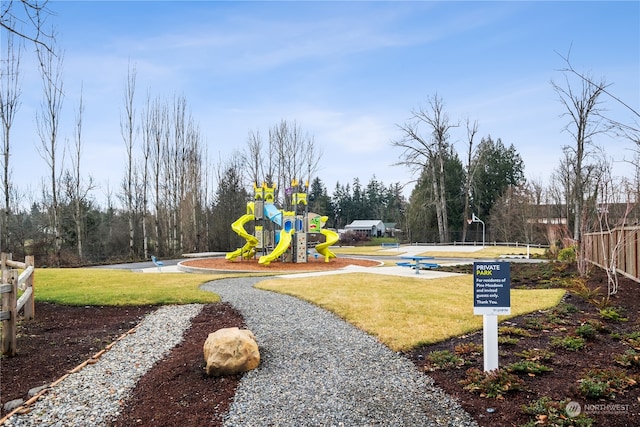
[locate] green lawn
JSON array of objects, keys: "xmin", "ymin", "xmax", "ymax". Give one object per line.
[
  {"xmin": 331, "ymin": 245, "xmax": 546, "ymax": 259},
  {"xmin": 31, "ymin": 266, "xmax": 564, "ymax": 353},
  {"xmin": 33, "ymin": 268, "xmax": 225, "ymax": 306},
  {"xmin": 257, "ymin": 273, "xmax": 565, "ymax": 351}
]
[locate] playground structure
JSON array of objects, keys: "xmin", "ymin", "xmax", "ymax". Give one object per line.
[{"xmin": 226, "ymin": 181, "xmax": 339, "ymax": 266}]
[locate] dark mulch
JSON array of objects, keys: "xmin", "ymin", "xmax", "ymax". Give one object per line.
[
  {"xmin": 406, "ymin": 263, "xmax": 640, "ymax": 427},
  {"xmin": 2, "ymin": 262, "xmax": 639, "ymax": 426}
]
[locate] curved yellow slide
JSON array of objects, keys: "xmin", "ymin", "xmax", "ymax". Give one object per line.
[
  {"xmin": 316, "ymin": 229, "xmax": 339, "ymax": 262},
  {"xmin": 258, "ymin": 229, "xmax": 292, "ymax": 266},
  {"xmin": 226, "ymin": 214, "xmax": 258, "ymax": 260}
]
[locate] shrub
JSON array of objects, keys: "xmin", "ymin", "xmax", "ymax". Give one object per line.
[
  {"xmin": 550, "ymin": 335, "xmax": 586, "ymax": 351},
  {"xmin": 524, "ymin": 317, "xmax": 547, "ymax": 330},
  {"xmin": 425, "ymin": 350, "xmax": 465, "ymax": 371},
  {"xmin": 557, "ymin": 246, "xmax": 576, "ymax": 262},
  {"xmin": 499, "ymin": 326, "xmax": 535, "ymax": 337},
  {"xmin": 614, "ymin": 349, "xmax": 640, "ymax": 368},
  {"xmin": 507, "ymin": 360, "xmax": 553, "ymax": 375},
  {"xmin": 577, "ymin": 368, "xmax": 638, "ymax": 399},
  {"xmin": 521, "ymin": 397, "xmax": 594, "ymax": 427},
  {"xmin": 459, "ymin": 367, "xmax": 524, "ymax": 399},
  {"xmin": 553, "ymin": 302, "xmax": 578, "ymax": 317},
  {"xmin": 454, "ymin": 342, "xmax": 482, "ymax": 356},
  {"xmin": 515, "ymin": 348, "xmax": 555, "ymax": 362},
  {"xmin": 498, "ymin": 336, "xmax": 519, "ymax": 345},
  {"xmin": 599, "ymin": 306, "xmax": 628, "ymax": 322},
  {"xmin": 575, "ymin": 323, "xmax": 598, "ymax": 340}
]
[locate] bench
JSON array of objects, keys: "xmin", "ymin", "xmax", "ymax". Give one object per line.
[
  {"xmin": 151, "ymin": 255, "xmax": 164, "ymax": 271},
  {"xmin": 381, "ymin": 242, "xmax": 400, "ymax": 249},
  {"xmin": 398, "ymin": 256, "xmax": 439, "ymax": 274}
]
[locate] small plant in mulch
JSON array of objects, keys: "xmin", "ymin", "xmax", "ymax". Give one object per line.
[
  {"xmin": 570, "ymin": 278, "xmax": 603, "ymax": 303},
  {"xmin": 577, "ymin": 367, "xmax": 638, "ymax": 399},
  {"xmin": 614, "ymin": 349, "xmax": 640, "ymax": 368},
  {"xmin": 553, "ymin": 302, "xmax": 579, "ymax": 317},
  {"xmin": 507, "ymin": 360, "xmax": 553, "ymax": 376},
  {"xmin": 424, "ymin": 350, "xmax": 466, "ymax": 371},
  {"xmin": 611, "ymin": 330, "xmax": 640, "ymax": 349},
  {"xmin": 521, "ymin": 397, "xmax": 595, "ymax": 427},
  {"xmin": 515, "ymin": 348, "xmax": 555, "ymax": 362},
  {"xmin": 499, "ymin": 325, "xmax": 535, "ymax": 337},
  {"xmin": 599, "ymin": 306, "xmax": 629, "ymax": 322},
  {"xmin": 550, "ymin": 335, "xmax": 586, "ymax": 351},
  {"xmin": 575, "ymin": 323, "xmax": 599, "ymax": 340},
  {"xmin": 459, "ymin": 367, "xmax": 524, "ymax": 399},
  {"xmin": 523, "ymin": 317, "xmax": 547, "ymax": 330},
  {"xmin": 498, "ymin": 336, "xmax": 520, "ymax": 345},
  {"xmin": 454, "ymin": 342, "xmax": 482, "ymax": 356}
]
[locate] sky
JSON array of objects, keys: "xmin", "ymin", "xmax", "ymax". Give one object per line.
[{"xmin": 6, "ymin": 0, "xmax": 640, "ymax": 208}]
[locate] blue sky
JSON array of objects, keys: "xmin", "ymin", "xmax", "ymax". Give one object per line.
[{"xmin": 9, "ymin": 1, "xmax": 640, "ymax": 206}]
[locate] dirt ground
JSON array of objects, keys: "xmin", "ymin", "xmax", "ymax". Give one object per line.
[{"xmin": 1, "ymin": 259, "xmax": 639, "ymax": 426}]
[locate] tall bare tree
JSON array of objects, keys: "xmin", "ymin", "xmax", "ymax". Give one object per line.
[
  {"xmin": 35, "ymin": 33, "xmax": 63, "ymax": 261},
  {"xmin": 552, "ymin": 71, "xmax": 608, "ymax": 242},
  {"xmin": 1, "ymin": 0, "xmax": 52, "ymax": 51},
  {"xmin": 393, "ymin": 94, "xmax": 457, "ymax": 243},
  {"xmin": 70, "ymin": 84, "xmax": 94, "ymax": 259},
  {"xmin": 0, "ymin": 21, "xmax": 22, "ymax": 252},
  {"xmin": 121, "ymin": 62, "xmax": 137, "ymax": 259},
  {"xmin": 461, "ymin": 117, "xmax": 479, "ymax": 242}
]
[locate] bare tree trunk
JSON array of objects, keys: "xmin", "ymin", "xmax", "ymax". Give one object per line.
[
  {"xmin": 462, "ymin": 119, "xmax": 478, "ymax": 242},
  {"xmin": 73, "ymin": 85, "xmax": 85, "ymax": 259},
  {"xmin": 552, "ymin": 72, "xmax": 608, "ymax": 243},
  {"xmin": 0, "ymin": 24, "xmax": 21, "ymax": 252},
  {"xmin": 35, "ymin": 35, "xmax": 64, "ymax": 263},
  {"xmin": 121, "ymin": 62, "xmax": 137, "ymax": 260}
]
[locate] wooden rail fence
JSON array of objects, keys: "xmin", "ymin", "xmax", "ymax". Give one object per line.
[
  {"xmin": 1, "ymin": 253, "xmax": 35, "ymax": 356},
  {"xmin": 583, "ymin": 225, "xmax": 640, "ymax": 283}
]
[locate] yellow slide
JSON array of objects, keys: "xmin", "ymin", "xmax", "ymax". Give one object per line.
[
  {"xmin": 226, "ymin": 214, "xmax": 258, "ymax": 260},
  {"xmin": 258, "ymin": 229, "xmax": 292, "ymax": 266},
  {"xmin": 316, "ymin": 229, "xmax": 339, "ymax": 262}
]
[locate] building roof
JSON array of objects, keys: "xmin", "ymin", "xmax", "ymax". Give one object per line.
[{"xmin": 345, "ymin": 220, "xmax": 385, "ymax": 229}]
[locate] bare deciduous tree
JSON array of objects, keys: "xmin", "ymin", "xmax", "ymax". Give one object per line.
[
  {"xmin": 35, "ymin": 33, "xmax": 64, "ymax": 261},
  {"xmin": 121, "ymin": 62, "xmax": 137, "ymax": 259},
  {"xmin": 393, "ymin": 94, "xmax": 458, "ymax": 243},
  {"xmin": 0, "ymin": 20, "xmax": 22, "ymax": 252},
  {"xmin": 71, "ymin": 84, "xmax": 94, "ymax": 259},
  {"xmin": 1, "ymin": 0, "xmax": 52, "ymax": 51},
  {"xmin": 552, "ymin": 71, "xmax": 608, "ymax": 243},
  {"xmin": 462, "ymin": 117, "xmax": 479, "ymax": 242}
]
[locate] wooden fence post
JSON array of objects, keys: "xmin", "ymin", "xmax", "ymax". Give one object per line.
[
  {"xmin": 23, "ymin": 255, "xmax": 35, "ymax": 320},
  {"xmin": 1, "ymin": 267, "xmax": 18, "ymax": 356}
]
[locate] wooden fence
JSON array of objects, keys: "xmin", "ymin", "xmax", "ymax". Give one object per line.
[
  {"xmin": 583, "ymin": 225, "xmax": 640, "ymax": 283},
  {"xmin": 1, "ymin": 253, "xmax": 35, "ymax": 356}
]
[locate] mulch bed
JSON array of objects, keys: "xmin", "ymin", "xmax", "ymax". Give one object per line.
[
  {"xmin": 2, "ymin": 261, "xmax": 639, "ymax": 426},
  {"xmin": 180, "ymin": 255, "xmax": 380, "ymax": 271}
]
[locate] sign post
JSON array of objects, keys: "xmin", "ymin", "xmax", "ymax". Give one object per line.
[{"xmin": 473, "ymin": 261, "xmax": 511, "ymax": 371}]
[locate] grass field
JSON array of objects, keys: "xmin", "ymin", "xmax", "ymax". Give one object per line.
[
  {"xmin": 29, "ymin": 263, "xmax": 563, "ymax": 352},
  {"xmin": 33, "ymin": 269, "xmax": 227, "ymax": 306},
  {"xmin": 257, "ymin": 272, "xmax": 564, "ymax": 351},
  {"xmin": 331, "ymin": 245, "xmax": 546, "ymax": 259}
]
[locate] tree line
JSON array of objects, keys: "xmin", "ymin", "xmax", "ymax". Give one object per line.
[{"xmin": 1, "ymin": 3, "xmax": 638, "ymax": 266}]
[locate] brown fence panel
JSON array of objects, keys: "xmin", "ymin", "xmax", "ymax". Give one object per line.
[{"xmin": 584, "ymin": 226, "xmax": 640, "ymax": 283}]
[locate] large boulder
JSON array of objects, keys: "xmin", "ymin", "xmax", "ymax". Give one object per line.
[{"xmin": 203, "ymin": 327, "xmax": 260, "ymax": 376}]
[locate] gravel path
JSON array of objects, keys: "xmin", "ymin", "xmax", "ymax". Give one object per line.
[
  {"xmin": 201, "ymin": 277, "xmax": 478, "ymax": 427},
  {"xmin": 3, "ymin": 304, "xmax": 204, "ymax": 427},
  {"xmin": 3, "ymin": 276, "xmax": 478, "ymax": 426}
]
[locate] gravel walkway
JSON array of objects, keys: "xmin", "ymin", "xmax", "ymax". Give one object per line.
[
  {"xmin": 3, "ymin": 304, "xmax": 204, "ymax": 427},
  {"xmin": 3, "ymin": 276, "xmax": 478, "ymax": 426},
  {"xmin": 201, "ymin": 277, "xmax": 478, "ymax": 427}
]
